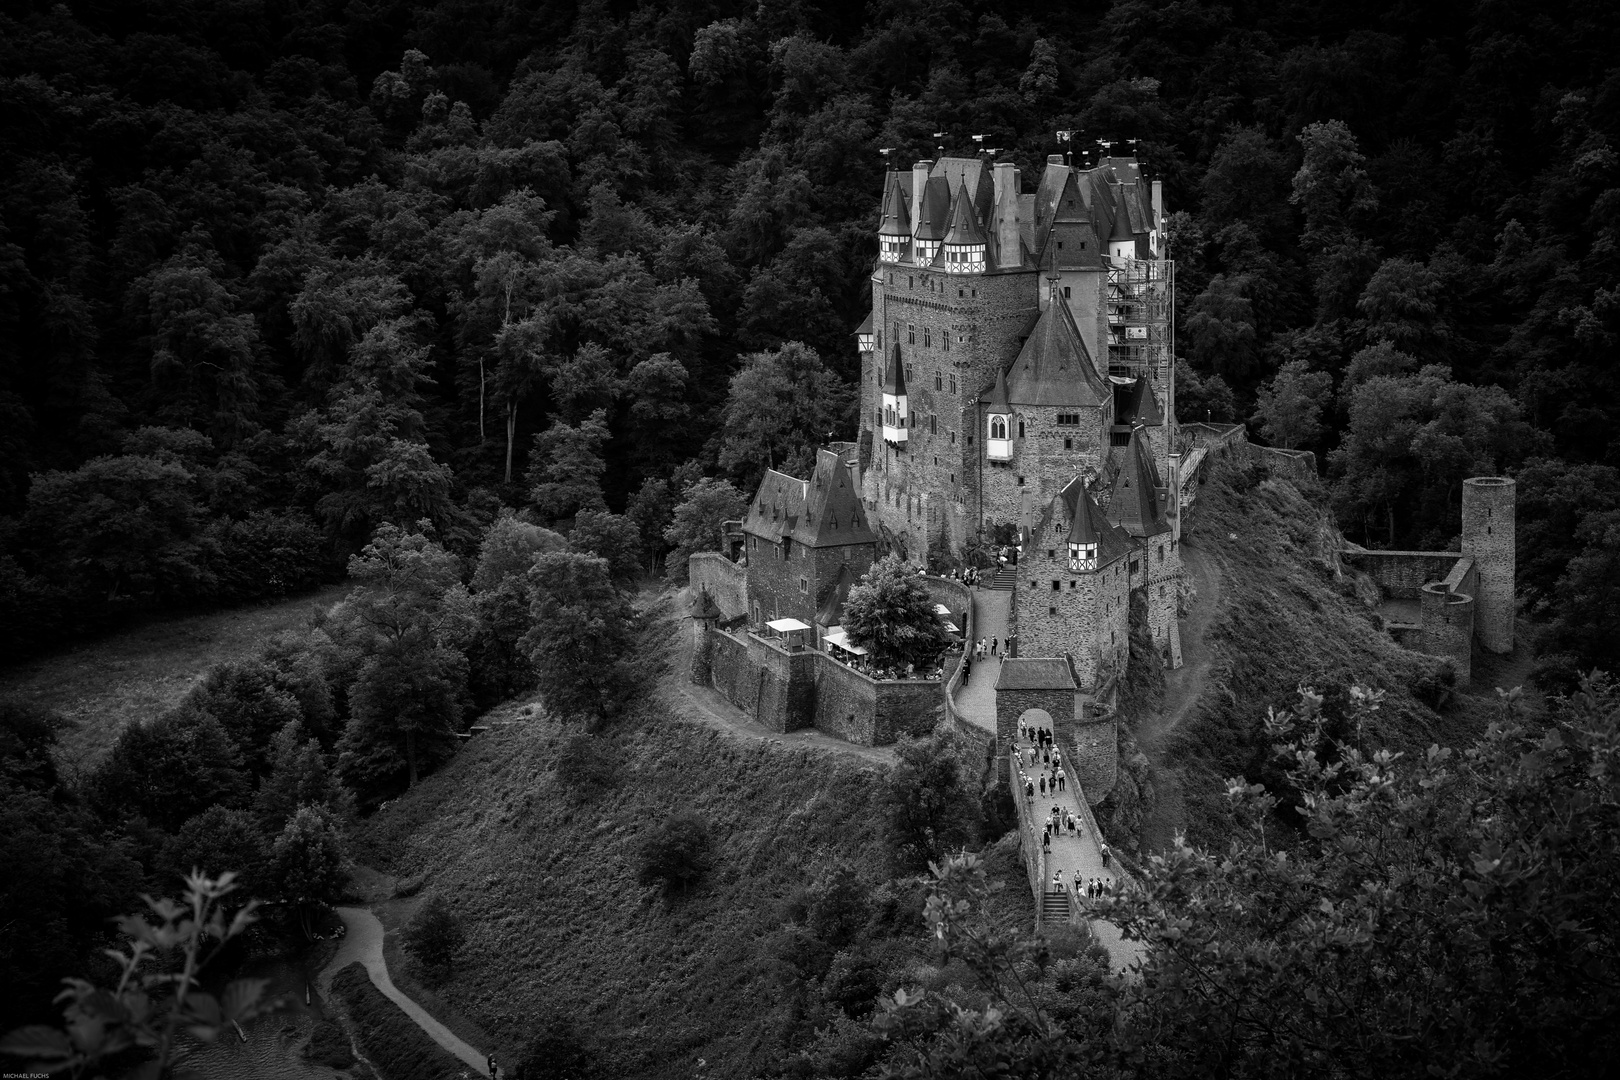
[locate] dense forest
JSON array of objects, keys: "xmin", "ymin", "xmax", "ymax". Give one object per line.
[{"xmin": 2, "ymin": 0, "xmax": 1620, "ymax": 1071}]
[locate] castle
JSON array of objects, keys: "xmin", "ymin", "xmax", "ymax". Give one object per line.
[
  {"xmin": 683, "ymin": 153, "xmax": 1187, "ymax": 801},
  {"xmin": 686, "ymin": 152, "xmax": 1516, "ymax": 801}
]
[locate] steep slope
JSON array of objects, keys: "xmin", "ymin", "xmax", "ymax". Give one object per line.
[
  {"xmin": 351, "ymin": 653, "xmax": 954, "ymax": 1078},
  {"xmin": 1137, "ymin": 452, "xmax": 1486, "ymax": 850}
]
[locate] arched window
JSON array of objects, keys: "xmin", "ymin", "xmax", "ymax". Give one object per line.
[
  {"xmin": 1018, "ymin": 420, "xmax": 1026, "ymax": 438},
  {"xmin": 989, "ymin": 416, "xmax": 1007, "ymax": 440}
]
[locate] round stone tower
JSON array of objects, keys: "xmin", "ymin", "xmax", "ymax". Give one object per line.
[
  {"xmin": 1419, "ymin": 582, "xmax": 1474, "ymax": 687},
  {"xmin": 1460, "ymin": 476, "xmax": 1515, "ymax": 654}
]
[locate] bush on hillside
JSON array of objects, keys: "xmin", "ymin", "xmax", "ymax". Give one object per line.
[
  {"xmin": 330, "ymin": 962, "xmax": 467, "ymax": 1080},
  {"xmin": 636, "ymin": 812, "xmax": 714, "ymax": 894},
  {"xmin": 403, "ymin": 895, "xmax": 463, "ymax": 974}
]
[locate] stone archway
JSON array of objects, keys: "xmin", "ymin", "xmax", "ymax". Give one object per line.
[{"xmin": 1018, "ymin": 708, "xmax": 1054, "ymax": 739}]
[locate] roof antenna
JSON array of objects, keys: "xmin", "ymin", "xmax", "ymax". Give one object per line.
[
  {"xmin": 1056, "ymin": 129, "xmax": 1073, "ymax": 166},
  {"xmin": 932, "ymin": 132, "xmax": 948, "ymax": 158},
  {"xmin": 879, "ymin": 147, "xmax": 895, "ymax": 173}
]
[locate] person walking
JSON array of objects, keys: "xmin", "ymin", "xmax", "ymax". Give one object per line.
[
  {"xmin": 1025, "ymin": 780, "xmax": 1034, "ymax": 801},
  {"xmin": 991, "ymin": 636, "xmax": 998, "ymax": 656},
  {"xmin": 1057, "ymin": 767, "xmax": 1066, "ymax": 792},
  {"xmin": 1039, "ymin": 774, "xmax": 1047, "ymax": 796},
  {"xmin": 1042, "ymin": 829, "xmax": 1051, "ymax": 853},
  {"xmin": 1052, "ymin": 749, "xmax": 1061, "ymax": 768},
  {"xmin": 1100, "ymin": 843, "xmax": 1111, "ymax": 868},
  {"xmin": 488, "ymin": 1054, "xmax": 498, "ymax": 1078}
]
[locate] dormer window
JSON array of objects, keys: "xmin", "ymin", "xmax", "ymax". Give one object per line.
[
  {"xmin": 944, "ymin": 244, "xmax": 985, "ymax": 273},
  {"xmin": 1068, "ymin": 542, "xmax": 1097, "ymax": 572},
  {"xmin": 879, "ymin": 237, "xmax": 905, "ymax": 262}
]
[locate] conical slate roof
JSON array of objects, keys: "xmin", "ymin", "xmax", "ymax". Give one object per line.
[
  {"xmin": 943, "ymin": 181, "xmax": 987, "ymax": 246},
  {"xmin": 882, "ymin": 343, "xmax": 907, "ymax": 396},
  {"xmin": 1106, "ymin": 422, "xmax": 1172, "ymax": 537},
  {"xmin": 878, "ymin": 171, "xmax": 911, "ymax": 237},
  {"xmin": 1006, "ymin": 301, "xmax": 1108, "ymax": 407},
  {"xmin": 742, "ymin": 449, "xmax": 877, "ymax": 548},
  {"xmin": 914, "ymin": 176, "xmax": 952, "ymax": 241},
  {"xmin": 1030, "ymin": 476, "xmax": 1132, "ymax": 575},
  {"xmin": 1114, "ymin": 376, "xmax": 1164, "ymax": 426},
  {"xmin": 1055, "ymin": 476, "xmax": 1133, "ymax": 567},
  {"xmin": 687, "ymin": 586, "xmax": 721, "ymax": 621}
]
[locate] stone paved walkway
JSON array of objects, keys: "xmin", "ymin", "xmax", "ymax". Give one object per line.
[
  {"xmin": 953, "ymin": 586, "xmax": 1010, "ymax": 733},
  {"xmin": 1010, "ymin": 734, "xmax": 1147, "ymax": 977}
]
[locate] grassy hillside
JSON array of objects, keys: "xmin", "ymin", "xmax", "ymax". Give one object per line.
[
  {"xmin": 1150, "ymin": 451, "xmax": 1501, "ymax": 849},
  {"xmin": 351, "ymin": 636, "xmax": 1031, "ymax": 1078}
]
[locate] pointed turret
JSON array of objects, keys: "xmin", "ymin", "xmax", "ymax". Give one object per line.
[
  {"xmin": 1055, "ymin": 476, "xmax": 1133, "ymax": 572},
  {"xmin": 1108, "ymin": 187, "xmax": 1137, "ymax": 263},
  {"xmin": 984, "ymin": 365, "xmax": 1012, "ymax": 461},
  {"xmin": 1106, "ymin": 422, "xmax": 1172, "ymax": 537},
  {"xmin": 854, "ymin": 309, "xmax": 874, "ymax": 356},
  {"xmin": 942, "ymin": 181, "xmax": 988, "ymax": 273},
  {"xmin": 881, "ymin": 344, "xmax": 908, "ymax": 447},
  {"xmin": 878, "ymin": 171, "xmax": 911, "ymax": 263}
]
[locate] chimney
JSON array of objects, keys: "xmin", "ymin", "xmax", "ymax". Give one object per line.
[
  {"xmin": 1151, "ymin": 179, "xmax": 1164, "ymax": 231},
  {"xmin": 992, "ymin": 161, "xmax": 1022, "ymax": 270},
  {"xmin": 1047, "ymin": 153, "xmax": 1064, "ymax": 165},
  {"xmin": 912, "ymin": 160, "xmax": 932, "ymax": 235}
]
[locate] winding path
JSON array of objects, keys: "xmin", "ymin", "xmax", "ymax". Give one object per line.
[{"xmin": 321, "ymin": 907, "xmax": 492, "ymax": 1078}]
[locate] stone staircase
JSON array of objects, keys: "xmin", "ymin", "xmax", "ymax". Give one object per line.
[
  {"xmin": 990, "ymin": 566, "xmax": 1018, "ymax": 590},
  {"xmin": 1040, "ymin": 888, "xmax": 1072, "ymax": 925}
]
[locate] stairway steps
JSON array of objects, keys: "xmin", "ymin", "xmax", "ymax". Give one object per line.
[{"xmin": 990, "ymin": 568, "xmax": 1018, "ymax": 590}]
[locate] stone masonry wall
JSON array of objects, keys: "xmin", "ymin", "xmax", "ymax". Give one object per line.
[
  {"xmin": 688, "ymin": 553, "xmax": 747, "ymax": 620},
  {"xmin": 995, "ymin": 687, "xmax": 1078, "ymax": 747},
  {"xmin": 746, "ymin": 632, "xmax": 817, "ymax": 733},
  {"xmin": 1068, "ymin": 713, "xmax": 1118, "ymax": 806},
  {"xmin": 1344, "ymin": 551, "xmax": 1467, "ymax": 599}
]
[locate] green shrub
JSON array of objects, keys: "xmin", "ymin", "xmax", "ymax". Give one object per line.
[
  {"xmin": 403, "ymin": 895, "xmax": 463, "ymax": 973},
  {"xmin": 635, "ymin": 812, "xmax": 713, "ymax": 893},
  {"xmin": 330, "ymin": 962, "xmax": 466, "ymax": 1080}
]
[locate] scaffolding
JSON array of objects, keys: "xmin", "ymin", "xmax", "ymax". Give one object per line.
[{"xmin": 1105, "ymin": 258, "xmax": 1174, "ymax": 398}]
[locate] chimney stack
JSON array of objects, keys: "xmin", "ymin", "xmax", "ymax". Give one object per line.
[{"xmin": 992, "ymin": 161, "xmax": 1022, "ymax": 270}]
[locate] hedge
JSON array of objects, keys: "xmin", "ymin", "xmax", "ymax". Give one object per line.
[{"xmin": 330, "ymin": 961, "xmax": 469, "ymax": 1080}]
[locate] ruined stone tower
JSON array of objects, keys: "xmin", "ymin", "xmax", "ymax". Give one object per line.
[{"xmin": 1460, "ymin": 476, "xmax": 1515, "ymax": 654}]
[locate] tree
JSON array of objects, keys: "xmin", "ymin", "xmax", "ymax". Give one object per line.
[
  {"xmin": 188, "ymin": 661, "xmax": 305, "ymax": 775},
  {"xmin": 662, "ymin": 477, "xmax": 747, "ymax": 582},
  {"xmin": 883, "ymin": 733, "xmax": 977, "ymax": 874},
  {"xmin": 255, "ymin": 720, "xmax": 352, "ymax": 833},
  {"xmin": 269, "ymin": 805, "xmax": 348, "ymax": 938},
  {"xmin": 1358, "ymin": 257, "xmax": 1444, "ymax": 353},
  {"xmin": 842, "ymin": 555, "xmax": 949, "ymax": 672},
  {"xmin": 527, "ymin": 409, "xmax": 611, "ymax": 522},
  {"xmin": 23, "ymin": 454, "xmax": 212, "ymax": 605},
  {"xmin": 403, "ymin": 895, "xmax": 464, "ymax": 974},
  {"xmin": 636, "ymin": 813, "xmax": 714, "ymax": 894},
  {"xmin": 1252, "ymin": 359, "xmax": 1333, "ymax": 449},
  {"xmin": 471, "ymin": 511, "xmax": 568, "ymax": 592},
  {"xmin": 569, "ymin": 510, "xmax": 642, "ymax": 582},
  {"xmin": 332, "ymin": 524, "xmax": 473, "ymax": 797},
  {"xmin": 90, "ymin": 707, "xmax": 249, "ymax": 833},
  {"xmin": 718, "ymin": 342, "xmax": 852, "ymax": 482},
  {"xmin": 161, "ymin": 806, "xmax": 267, "ymax": 895},
  {"xmin": 520, "ymin": 552, "xmax": 638, "ymax": 724}
]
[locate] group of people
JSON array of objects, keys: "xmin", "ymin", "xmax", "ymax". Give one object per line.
[
  {"xmin": 974, "ymin": 636, "xmax": 1001, "ymax": 660},
  {"xmin": 1055, "ymin": 873, "xmax": 1115, "ymax": 899},
  {"xmin": 943, "ymin": 565, "xmax": 984, "ymax": 587}
]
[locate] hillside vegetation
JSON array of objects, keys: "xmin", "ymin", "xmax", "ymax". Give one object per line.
[
  {"xmin": 353, "ymin": 680, "xmax": 1030, "ymax": 1078},
  {"xmin": 1150, "ymin": 450, "xmax": 1488, "ymax": 849}
]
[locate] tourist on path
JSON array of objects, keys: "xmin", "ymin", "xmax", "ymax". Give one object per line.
[
  {"xmin": 1100, "ymin": 843, "xmax": 1111, "ymax": 868},
  {"xmin": 1057, "ymin": 767, "xmax": 1066, "ymax": 792},
  {"xmin": 1025, "ymin": 780, "xmax": 1034, "ymax": 801},
  {"xmin": 488, "ymin": 1054, "xmax": 498, "ymax": 1078},
  {"xmin": 1042, "ymin": 829, "xmax": 1050, "ymax": 852},
  {"xmin": 1039, "ymin": 775, "xmax": 1047, "ymax": 796},
  {"xmin": 991, "ymin": 636, "xmax": 998, "ymax": 656}
]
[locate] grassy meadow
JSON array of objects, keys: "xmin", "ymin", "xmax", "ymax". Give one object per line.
[{"xmin": 0, "ymin": 585, "xmax": 347, "ymax": 773}]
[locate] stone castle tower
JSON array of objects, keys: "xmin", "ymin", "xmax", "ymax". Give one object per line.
[{"xmin": 1461, "ymin": 476, "xmax": 1515, "ymax": 654}]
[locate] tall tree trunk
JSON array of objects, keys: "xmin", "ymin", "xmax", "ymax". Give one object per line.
[
  {"xmin": 407, "ymin": 728, "xmax": 418, "ymax": 787},
  {"xmin": 1387, "ymin": 504, "xmax": 1396, "ymax": 547},
  {"xmin": 505, "ymin": 399, "xmax": 518, "ymax": 484},
  {"xmin": 478, "ymin": 358, "xmax": 486, "ymax": 441}
]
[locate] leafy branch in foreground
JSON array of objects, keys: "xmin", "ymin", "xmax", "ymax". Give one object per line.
[{"xmin": 0, "ymin": 870, "xmax": 284, "ymax": 1080}]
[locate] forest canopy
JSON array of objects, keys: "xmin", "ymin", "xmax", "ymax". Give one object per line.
[{"xmin": 1, "ymin": 0, "xmax": 1617, "ymax": 660}]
